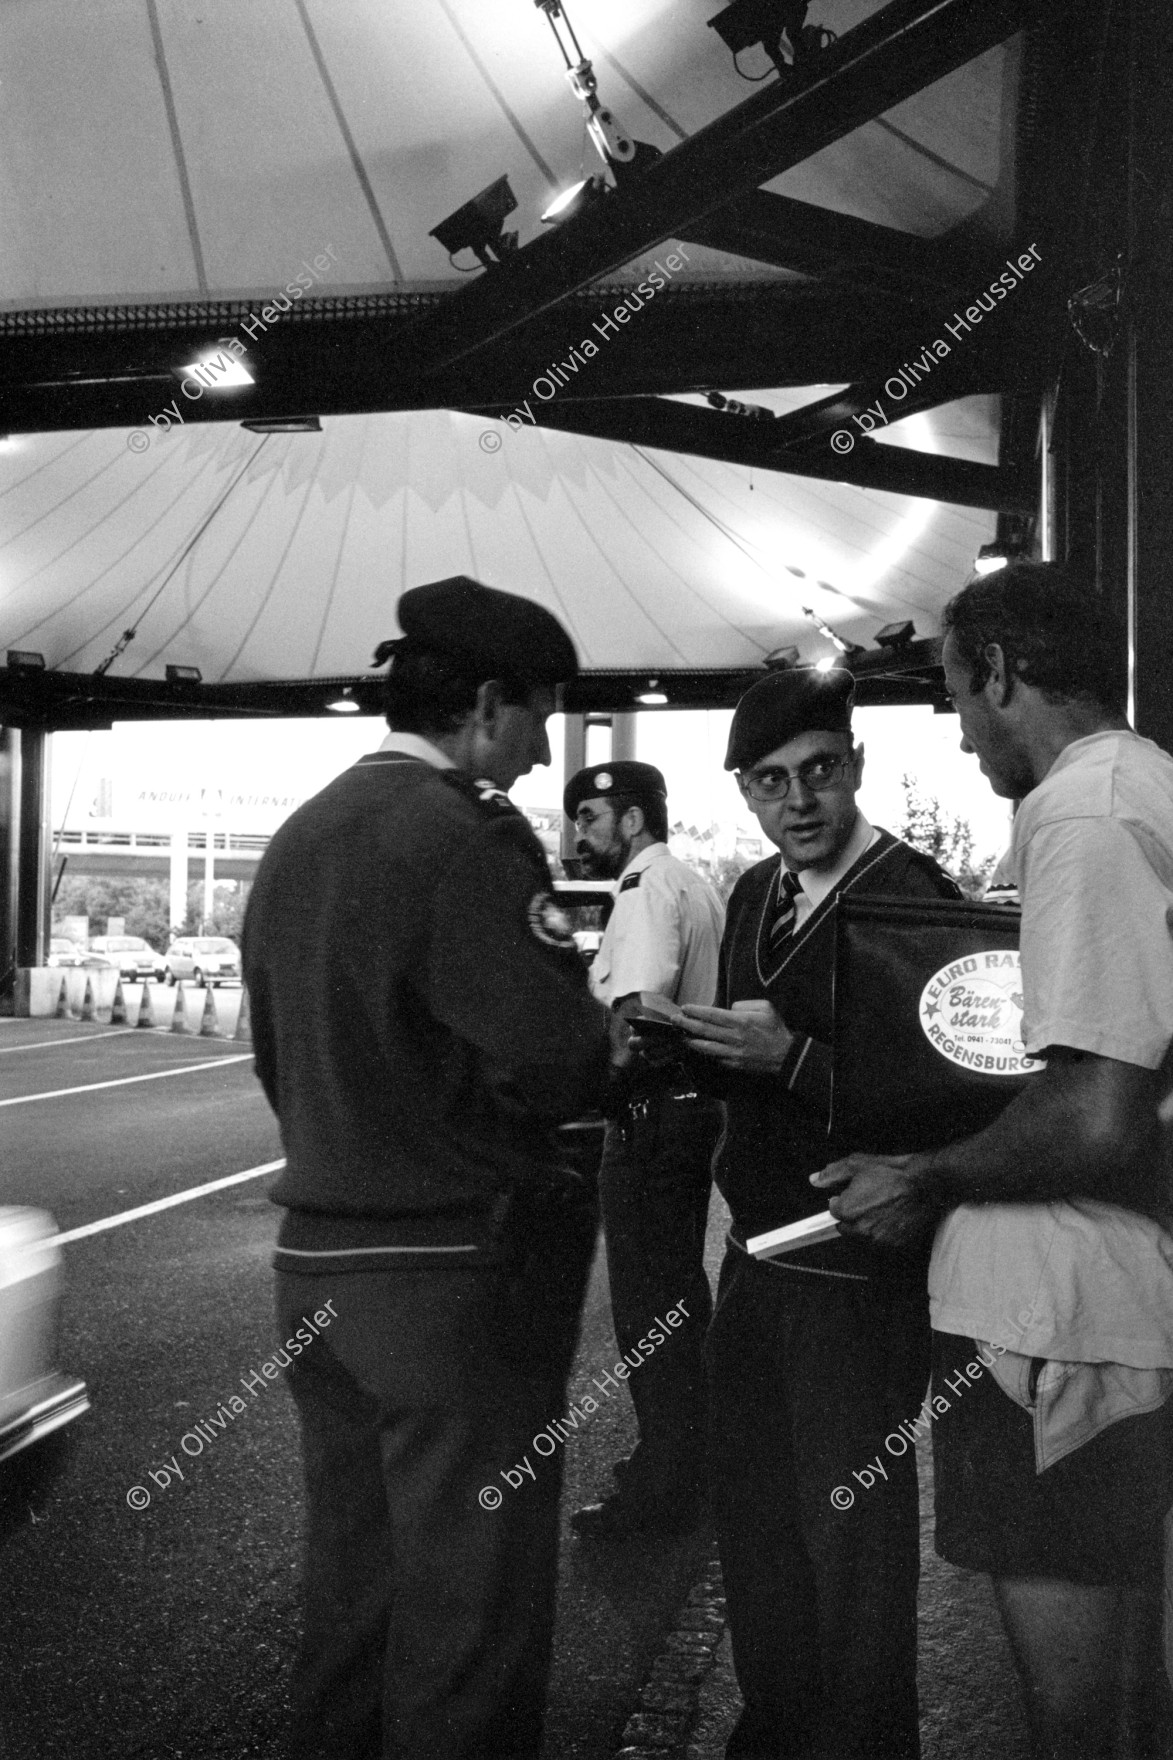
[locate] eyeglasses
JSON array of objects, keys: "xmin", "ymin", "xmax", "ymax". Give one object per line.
[{"xmin": 739, "ymin": 754, "xmax": 853, "ymax": 802}]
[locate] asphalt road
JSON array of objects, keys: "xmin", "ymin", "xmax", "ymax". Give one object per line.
[
  {"xmin": 0, "ymin": 1013, "xmax": 711, "ymax": 1760},
  {"xmin": 0, "ymin": 1010, "xmax": 1041, "ymax": 1760}
]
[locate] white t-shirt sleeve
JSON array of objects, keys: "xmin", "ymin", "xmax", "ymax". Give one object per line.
[
  {"xmin": 602, "ymin": 868, "xmax": 684, "ymax": 1001},
  {"xmin": 1019, "ymin": 815, "xmax": 1173, "ymax": 1067}
]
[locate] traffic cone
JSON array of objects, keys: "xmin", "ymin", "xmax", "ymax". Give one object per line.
[
  {"xmin": 233, "ymin": 985, "xmax": 252, "ymax": 1043},
  {"xmin": 136, "ymin": 982, "xmax": 156, "ymax": 1029},
  {"xmin": 54, "ymin": 976, "xmax": 72, "ymax": 1019},
  {"xmin": 199, "ymin": 986, "xmax": 223, "ymax": 1038},
  {"xmin": 79, "ymin": 978, "xmax": 97, "ymax": 1022},
  {"xmin": 170, "ymin": 982, "xmax": 192, "ymax": 1034},
  {"xmin": 110, "ymin": 981, "xmax": 128, "ymax": 1025}
]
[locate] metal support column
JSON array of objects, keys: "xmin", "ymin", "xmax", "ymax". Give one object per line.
[
  {"xmin": 15, "ymin": 728, "xmax": 51, "ymax": 970},
  {"xmin": 0, "ymin": 729, "xmax": 20, "ymax": 996}
]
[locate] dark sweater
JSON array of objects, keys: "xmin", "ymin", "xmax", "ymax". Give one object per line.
[
  {"xmin": 713, "ymin": 827, "xmax": 960, "ymax": 1270},
  {"xmin": 242, "ymin": 753, "xmax": 610, "ymax": 1267}
]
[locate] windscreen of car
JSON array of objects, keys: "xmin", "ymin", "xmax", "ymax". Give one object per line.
[{"xmin": 194, "ymin": 939, "xmax": 237, "ymax": 954}]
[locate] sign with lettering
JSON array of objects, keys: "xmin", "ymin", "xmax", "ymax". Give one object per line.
[{"xmin": 918, "ymin": 950, "xmax": 1043, "ymax": 1076}]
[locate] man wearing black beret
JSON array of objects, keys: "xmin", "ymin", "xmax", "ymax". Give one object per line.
[
  {"xmin": 562, "ymin": 761, "xmax": 724, "ymax": 1538},
  {"xmin": 244, "ymin": 576, "xmax": 618, "ymax": 1760},
  {"xmin": 681, "ymin": 665, "xmax": 960, "ymax": 1760}
]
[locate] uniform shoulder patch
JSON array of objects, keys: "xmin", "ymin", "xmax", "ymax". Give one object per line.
[
  {"xmin": 619, "ymin": 871, "xmax": 642, "ymax": 893},
  {"xmin": 528, "ymin": 891, "xmax": 577, "ymax": 949}
]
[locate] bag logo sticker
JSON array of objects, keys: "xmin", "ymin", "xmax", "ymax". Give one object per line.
[
  {"xmin": 528, "ymin": 892, "xmax": 577, "ymax": 949},
  {"xmin": 918, "ymin": 950, "xmax": 1044, "ymax": 1076}
]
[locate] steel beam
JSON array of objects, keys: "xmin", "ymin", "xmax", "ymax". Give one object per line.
[
  {"xmin": 678, "ymin": 191, "xmax": 972, "ymax": 296},
  {"xmin": 486, "ymin": 395, "xmax": 1035, "ymax": 512},
  {"xmin": 395, "ymin": 0, "xmax": 1035, "ymax": 386}
]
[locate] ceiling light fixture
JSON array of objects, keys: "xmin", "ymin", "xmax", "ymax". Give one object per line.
[
  {"xmin": 6, "ymin": 650, "xmax": 45, "ymax": 672},
  {"xmin": 165, "ymin": 664, "xmax": 202, "ymax": 684},
  {"xmin": 763, "ymin": 645, "xmax": 801, "ymax": 670},
  {"xmin": 241, "ymin": 416, "xmax": 323, "ymax": 435},
  {"xmin": 326, "ymin": 688, "xmax": 361, "ymax": 715},
  {"xmin": 814, "ymin": 656, "xmax": 838, "ymax": 673},
  {"xmin": 974, "ymin": 543, "xmax": 1010, "ymax": 574},
  {"xmin": 636, "ymin": 677, "xmax": 668, "ymax": 705},
  {"xmin": 178, "ymin": 351, "xmax": 254, "ymax": 389},
  {"xmin": 540, "ymin": 175, "xmax": 607, "ymax": 226},
  {"xmin": 429, "ymin": 177, "xmax": 519, "ymax": 271}
]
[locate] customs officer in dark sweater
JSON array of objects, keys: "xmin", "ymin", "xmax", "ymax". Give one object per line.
[
  {"xmin": 680, "ymin": 667, "xmax": 961, "ymax": 1760},
  {"xmin": 243, "ymin": 577, "xmax": 615, "ymax": 1760}
]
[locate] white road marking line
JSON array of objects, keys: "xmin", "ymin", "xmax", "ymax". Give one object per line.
[
  {"xmin": 55, "ymin": 1159, "xmax": 286, "ymax": 1245},
  {"xmin": 0, "ymin": 1028, "xmax": 140, "ymax": 1055},
  {"xmin": 0, "ymin": 1054, "xmax": 252, "ymax": 1108}
]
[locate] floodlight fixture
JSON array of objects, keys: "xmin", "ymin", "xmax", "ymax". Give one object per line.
[
  {"xmin": 763, "ymin": 645, "xmax": 801, "ymax": 670},
  {"xmin": 429, "ymin": 177, "xmax": 519, "ymax": 270},
  {"xmin": 873, "ymin": 620, "xmax": 917, "ymax": 649},
  {"xmin": 707, "ymin": 0, "xmax": 814, "ymax": 77},
  {"xmin": 636, "ymin": 677, "xmax": 668, "ymax": 705},
  {"xmin": 974, "ymin": 543, "xmax": 1010, "ymax": 575},
  {"xmin": 179, "ymin": 351, "xmax": 254, "ymax": 389},
  {"xmin": 327, "ymin": 687, "xmax": 361, "ymax": 714},
  {"xmin": 540, "ymin": 175, "xmax": 607, "ymax": 226},
  {"xmin": 165, "ymin": 664, "xmax": 202, "ymax": 684},
  {"xmin": 6, "ymin": 650, "xmax": 45, "ymax": 672},
  {"xmin": 814, "ymin": 655, "xmax": 838, "ymax": 673}
]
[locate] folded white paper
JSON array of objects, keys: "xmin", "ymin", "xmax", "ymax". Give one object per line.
[{"xmin": 746, "ymin": 1210, "xmax": 841, "ymax": 1259}]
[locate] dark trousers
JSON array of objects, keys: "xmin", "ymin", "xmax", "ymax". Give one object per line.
[
  {"xmin": 598, "ymin": 1093, "xmax": 720, "ymax": 1504},
  {"xmin": 706, "ymin": 1243, "xmax": 931, "ymax": 1760},
  {"xmin": 277, "ymin": 1181, "xmax": 596, "ymax": 1760}
]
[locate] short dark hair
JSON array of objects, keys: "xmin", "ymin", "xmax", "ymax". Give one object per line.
[
  {"xmin": 382, "ymin": 646, "xmax": 534, "ymax": 735},
  {"xmin": 941, "ymin": 561, "xmax": 1126, "ymax": 711},
  {"xmin": 607, "ymin": 790, "xmax": 669, "ymax": 844}
]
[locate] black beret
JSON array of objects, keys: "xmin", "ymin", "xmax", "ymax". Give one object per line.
[
  {"xmin": 564, "ymin": 760, "xmax": 668, "ymax": 821},
  {"xmin": 725, "ymin": 666, "xmax": 854, "ymax": 770},
  {"xmin": 376, "ymin": 575, "xmax": 578, "ymax": 686}
]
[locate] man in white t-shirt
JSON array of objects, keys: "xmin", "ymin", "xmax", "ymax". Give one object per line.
[{"xmin": 813, "ymin": 562, "xmax": 1173, "ymax": 1760}]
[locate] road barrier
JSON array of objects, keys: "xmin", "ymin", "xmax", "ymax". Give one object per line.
[
  {"xmin": 199, "ymin": 987, "xmax": 223, "ymax": 1038},
  {"xmin": 170, "ymin": 983, "xmax": 192, "ymax": 1034}
]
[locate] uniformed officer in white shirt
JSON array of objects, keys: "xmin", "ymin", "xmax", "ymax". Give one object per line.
[{"xmin": 564, "ymin": 761, "xmax": 725, "ymax": 1537}]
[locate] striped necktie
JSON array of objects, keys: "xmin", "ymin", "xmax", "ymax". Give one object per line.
[{"xmin": 770, "ymin": 868, "xmax": 804, "ymax": 950}]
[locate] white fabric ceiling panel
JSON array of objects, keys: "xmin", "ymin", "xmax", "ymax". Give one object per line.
[{"xmin": 0, "ymin": 401, "xmax": 995, "ymax": 681}]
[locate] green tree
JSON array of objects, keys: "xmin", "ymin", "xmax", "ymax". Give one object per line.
[
  {"xmin": 52, "ymin": 875, "xmax": 171, "ymax": 948},
  {"xmin": 181, "ymin": 881, "xmax": 249, "ymax": 939},
  {"xmin": 896, "ymin": 775, "xmax": 996, "ymax": 899}
]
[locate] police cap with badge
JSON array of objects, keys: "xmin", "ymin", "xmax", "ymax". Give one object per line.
[
  {"xmin": 373, "ymin": 574, "xmax": 578, "ymax": 688},
  {"xmin": 724, "ymin": 666, "xmax": 854, "ymax": 771},
  {"xmin": 563, "ymin": 760, "xmax": 668, "ymax": 824}
]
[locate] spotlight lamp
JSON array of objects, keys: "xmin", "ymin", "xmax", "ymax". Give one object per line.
[
  {"xmin": 763, "ymin": 645, "xmax": 801, "ymax": 670},
  {"xmin": 540, "ymin": 175, "xmax": 608, "ymax": 226},
  {"xmin": 6, "ymin": 650, "xmax": 45, "ymax": 672},
  {"xmin": 707, "ymin": 0, "xmax": 828, "ymax": 78},
  {"xmin": 636, "ymin": 677, "xmax": 669, "ymax": 705},
  {"xmin": 429, "ymin": 177, "xmax": 519, "ymax": 271},
  {"xmin": 241, "ymin": 417, "xmax": 322, "ymax": 435},
  {"xmin": 327, "ymin": 687, "xmax": 361, "ymax": 714},
  {"xmin": 873, "ymin": 620, "xmax": 916, "ymax": 650},
  {"xmin": 974, "ymin": 543, "xmax": 1010, "ymax": 575},
  {"xmin": 165, "ymin": 664, "xmax": 202, "ymax": 684}
]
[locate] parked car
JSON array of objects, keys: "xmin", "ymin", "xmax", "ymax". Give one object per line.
[
  {"xmin": 163, "ymin": 936, "xmax": 241, "ymax": 987},
  {"xmin": 47, "ymin": 938, "xmax": 86, "ymax": 968},
  {"xmin": 0, "ymin": 1208, "xmax": 89, "ymax": 1542},
  {"xmin": 85, "ymin": 935, "xmax": 165, "ymax": 982}
]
